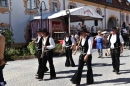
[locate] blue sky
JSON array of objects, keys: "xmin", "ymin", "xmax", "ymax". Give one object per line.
[{"xmin": 128, "ymin": 0, "xmax": 130, "ymax": 2}]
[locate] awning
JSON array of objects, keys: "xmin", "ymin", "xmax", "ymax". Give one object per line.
[
  {"xmin": 32, "ymin": 6, "xmax": 103, "ymax": 21},
  {"xmin": 48, "ymin": 6, "xmax": 103, "ymax": 21},
  {"xmin": 32, "ymin": 12, "xmax": 55, "ymax": 20}
]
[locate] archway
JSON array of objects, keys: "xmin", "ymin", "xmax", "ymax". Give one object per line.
[{"xmin": 107, "ymin": 17, "xmax": 117, "ymax": 29}]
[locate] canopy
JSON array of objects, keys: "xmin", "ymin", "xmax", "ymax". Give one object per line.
[
  {"xmin": 48, "ymin": 6, "xmax": 103, "ymax": 21},
  {"xmin": 32, "ymin": 12, "xmax": 55, "ymax": 20},
  {"xmin": 32, "ymin": 6, "xmax": 103, "ymax": 22}
]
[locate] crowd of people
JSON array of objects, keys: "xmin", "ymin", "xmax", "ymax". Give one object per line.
[
  {"xmin": 33, "ymin": 25, "xmax": 126, "ymax": 85},
  {"xmin": 0, "ymin": 22, "xmax": 130, "ymax": 86}
]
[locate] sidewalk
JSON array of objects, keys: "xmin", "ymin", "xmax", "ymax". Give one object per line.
[{"xmin": 3, "ymin": 49, "xmax": 130, "ymax": 86}]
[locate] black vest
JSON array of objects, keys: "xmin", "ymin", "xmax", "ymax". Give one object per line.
[
  {"xmin": 64, "ymin": 36, "xmax": 72, "ymax": 46},
  {"xmin": 109, "ymin": 34, "xmax": 121, "ymax": 48},
  {"xmin": 36, "ymin": 37, "xmax": 43, "ymax": 50},
  {"xmin": 44, "ymin": 36, "xmax": 53, "ymax": 51},
  {"xmin": 44, "ymin": 36, "xmax": 50, "ymax": 46},
  {"xmin": 80, "ymin": 36, "xmax": 90, "ymax": 53}
]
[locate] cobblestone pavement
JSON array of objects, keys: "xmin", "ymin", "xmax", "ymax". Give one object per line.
[{"xmin": 3, "ymin": 49, "xmax": 130, "ymax": 86}]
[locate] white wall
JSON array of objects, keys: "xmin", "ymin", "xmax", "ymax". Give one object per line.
[
  {"xmin": 0, "ymin": 0, "xmax": 129, "ymax": 43},
  {"xmin": 11, "ymin": 0, "xmax": 30, "ymax": 43}
]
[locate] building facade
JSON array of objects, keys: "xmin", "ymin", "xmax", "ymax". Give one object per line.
[{"xmin": 0, "ymin": 0, "xmax": 130, "ymax": 44}]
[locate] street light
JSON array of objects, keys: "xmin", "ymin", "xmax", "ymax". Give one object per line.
[
  {"xmin": 35, "ymin": 1, "xmax": 47, "ymax": 30},
  {"xmin": 66, "ymin": 9, "xmax": 70, "ymax": 34},
  {"xmin": 40, "ymin": 1, "xmax": 47, "ymax": 30}
]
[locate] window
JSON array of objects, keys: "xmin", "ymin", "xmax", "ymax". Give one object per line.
[
  {"xmin": 70, "ymin": 4, "xmax": 76, "ymax": 9},
  {"xmin": 0, "ymin": 0, "xmax": 8, "ymax": 7},
  {"xmin": 96, "ymin": 8, "xmax": 102, "ymax": 15},
  {"xmin": 27, "ymin": 0, "xmax": 36, "ymax": 10},
  {"xmin": 52, "ymin": 2, "xmax": 58, "ymax": 12},
  {"xmin": 122, "ymin": 14, "xmax": 125, "ymax": 22},
  {"xmin": 106, "ymin": 0, "xmax": 112, "ymax": 3},
  {"xmin": 126, "ymin": 14, "xmax": 129, "ymax": 22}
]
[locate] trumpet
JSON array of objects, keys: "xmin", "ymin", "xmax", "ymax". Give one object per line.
[{"xmin": 73, "ymin": 36, "xmax": 82, "ymax": 55}]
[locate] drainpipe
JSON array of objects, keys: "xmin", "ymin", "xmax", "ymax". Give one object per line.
[
  {"xmin": 120, "ymin": 9, "xmax": 123, "ymax": 27},
  {"xmin": 9, "ymin": 0, "xmax": 11, "ymax": 31},
  {"xmin": 63, "ymin": 0, "xmax": 65, "ymax": 10},
  {"xmin": 104, "ymin": 6, "xmax": 107, "ymax": 30}
]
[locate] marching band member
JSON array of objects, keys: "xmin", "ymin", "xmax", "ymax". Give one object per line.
[
  {"xmin": 62, "ymin": 33, "xmax": 75, "ymax": 67},
  {"xmin": 36, "ymin": 29, "xmax": 56, "ymax": 81},
  {"xmin": 107, "ymin": 27, "xmax": 124, "ymax": 74},
  {"xmin": 71, "ymin": 28, "xmax": 94, "ymax": 85},
  {"xmin": 35, "ymin": 29, "xmax": 48, "ymax": 76}
]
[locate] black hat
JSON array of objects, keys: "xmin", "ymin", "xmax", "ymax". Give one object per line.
[
  {"xmin": 36, "ymin": 29, "xmax": 42, "ymax": 32},
  {"xmin": 80, "ymin": 27, "xmax": 89, "ymax": 33},
  {"xmin": 42, "ymin": 29, "xmax": 49, "ymax": 34},
  {"xmin": 111, "ymin": 27, "xmax": 117, "ymax": 30}
]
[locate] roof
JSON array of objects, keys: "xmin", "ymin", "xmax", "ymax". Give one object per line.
[
  {"xmin": 85, "ymin": 0, "xmax": 130, "ymax": 11},
  {"xmin": 32, "ymin": 6, "xmax": 103, "ymax": 22}
]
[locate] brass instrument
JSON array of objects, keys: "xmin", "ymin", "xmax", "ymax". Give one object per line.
[
  {"xmin": 40, "ymin": 36, "xmax": 48, "ymax": 58},
  {"xmin": 73, "ymin": 36, "xmax": 82, "ymax": 55}
]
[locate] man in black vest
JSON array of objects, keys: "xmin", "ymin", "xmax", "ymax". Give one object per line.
[
  {"xmin": 62, "ymin": 33, "xmax": 75, "ymax": 67},
  {"xmin": 35, "ymin": 29, "xmax": 48, "ymax": 76},
  {"xmin": 71, "ymin": 28, "xmax": 94, "ymax": 85},
  {"xmin": 36, "ymin": 29, "xmax": 56, "ymax": 81},
  {"xmin": 108, "ymin": 27, "xmax": 124, "ymax": 74}
]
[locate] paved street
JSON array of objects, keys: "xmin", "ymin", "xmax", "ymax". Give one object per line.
[{"xmin": 3, "ymin": 49, "xmax": 130, "ymax": 86}]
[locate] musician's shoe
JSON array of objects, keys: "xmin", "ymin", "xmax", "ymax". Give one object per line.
[
  {"xmin": 105, "ymin": 53, "xmax": 107, "ymax": 56},
  {"xmin": 98, "ymin": 56, "xmax": 101, "ymax": 58},
  {"xmin": 113, "ymin": 70, "xmax": 115, "ymax": 72},
  {"xmin": 50, "ymin": 75, "xmax": 56, "ymax": 79},
  {"xmin": 115, "ymin": 71, "xmax": 119, "ymax": 75},
  {"xmin": 71, "ymin": 81, "xmax": 80, "ymax": 85},
  {"xmin": 35, "ymin": 77, "xmax": 43, "ymax": 80},
  {"xmin": 71, "ymin": 64, "xmax": 75, "ymax": 67},
  {"xmin": 44, "ymin": 69, "xmax": 49, "ymax": 73},
  {"xmin": 35, "ymin": 74, "xmax": 38, "ymax": 76}
]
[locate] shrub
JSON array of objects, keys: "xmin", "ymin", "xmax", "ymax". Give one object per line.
[
  {"xmin": 1, "ymin": 28, "xmax": 14, "ymax": 44},
  {"xmin": 54, "ymin": 43, "xmax": 62, "ymax": 52},
  {"xmin": 27, "ymin": 42, "xmax": 37, "ymax": 55},
  {"xmin": 4, "ymin": 47, "xmax": 33, "ymax": 60}
]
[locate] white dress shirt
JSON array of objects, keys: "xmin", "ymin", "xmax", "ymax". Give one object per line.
[
  {"xmin": 37, "ymin": 36, "xmax": 41, "ymax": 43},
  {"xmin": 92, "ymin": 26, "xmax": 97, "ymax": 33},
  {"xmin": 77, "ymin": 25, "xmax": 81, "ymax": 30},
  {"xmin": 62, "ymin": 36, "xmax": 75, "ymax": 47},
  {"xmin": 81, "ymin": 36, "xmax": 93, "ymax": 54},
  {"xmin": 42, "ymin": 37, "xmax": 55, "ymax": 49},
  {"xmin": 107, "ymin": 34, "xmax": 124, "ymax": 48}
]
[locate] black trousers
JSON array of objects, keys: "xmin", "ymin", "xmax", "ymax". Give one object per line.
[
  {"xmin": 36, "ymin": 50, "xmax": 48, "ymax": 74},
  {"xmin": 65, "ymin": 47, "xmax": 75, "ymax": 67},
  {"xmin": 0, "ymin": 65, "xmax": 5, "ymax": 82},
  {"xmin": 38, "ymin": 51, "xmax": 56, "ymax": 78},
  {"xmin": 71, "ymin": 54, "xmax": 94, "ymax": 84},
  {"xmin": 110, "ymin": 49, "xmax": 120, "ymax": 72}
]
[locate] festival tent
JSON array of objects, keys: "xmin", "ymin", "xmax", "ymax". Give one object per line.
[
  {"xmin": 31, "ymin": 6, "xmax": 103, "ymax": 38},
  {"xmin": 48, "ymin": 6, "xmax": 103, "ymax": 21}
]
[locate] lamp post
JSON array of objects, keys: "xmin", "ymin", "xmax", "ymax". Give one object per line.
[
  {"xmin": 66, "ymin": 10, "xmax": 70, "ymax": 34},
  {"xmin": 39, "ymin": 1, "xmax": 47, "ymax": 30}
]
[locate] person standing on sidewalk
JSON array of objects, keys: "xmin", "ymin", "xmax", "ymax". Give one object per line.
[
  {"xmin": 35, "ymin": 29, "xmax": 48, "ymax": 76},
  {"xmin": 0, "ymin": 32, "xmax": 6, "ymax": 86},
  {"xmin": 95, "ymin": 31, "xmax": 103, "ymax": 58},
  {"xmin": 107, "ymin": 27, "xmax": 124, "ymax": 74},
  {"xmin": 71, "ymin": 28, "xmax": 94, "ymax": 85},
  {"xmin": 62, "ymin": 33, "xmax": 75, "ymax": 67},
  {"xmin": 36, "ymin": 29, "xmax": 56, "ymax": 81}
]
